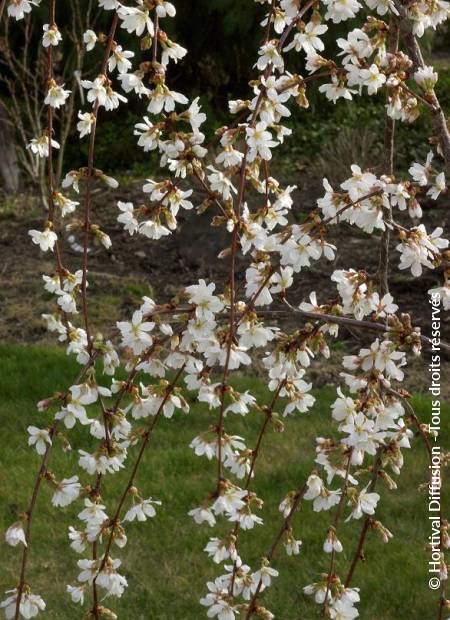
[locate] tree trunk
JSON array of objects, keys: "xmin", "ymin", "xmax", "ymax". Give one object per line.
[{"xmin": 0, "ymin": 102, "xmax": 20, "ymax": 193}]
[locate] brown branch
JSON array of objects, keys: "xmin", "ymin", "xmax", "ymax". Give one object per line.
[
  {"xmin": 228, "ymin": 381, "xmax": 286, "ymax": 595},
  {"xmin": 319, "ymin": 190, "xmax": 383, "ymax": 228},
  {"xmin": 389, "ymin": 388, "xmax": 446, "ymax": 619},
  {"xmin": 192, "ymin": 167, "xmax": 228, "ymax": 218},
  {"xmin": 321, "ymin": 450, "xmax": 353, "ymax": 616},
  {"xmin": 80, "ymin": 13, "xmax": 119, "ymax": 351},
  {"xmin": 378, "ymin": 16, "xmax": 399, "ymax": 298},
  {"xmin": 13, "ymin": 424, "xmax": 60, "ymax": 620},
  {"xmin": 13, "ymin": 352, "xmax": 98, "ymax": 620},
  {"xmin": 214, "ymin": 0, "xmax": 315, "ymax": 490},
  {"xmin": 86, "ymin": 338, "xmax": 166, "ymax": 615},
  {"xmin": 92, "ymin": 364, "xmax": 186, "ymax": 590},
  {"xmin": 394, "ymin": 3, "xmax": 450, "ymax": 172},
  {"xmin": 152, "ymin": 14, "xmax": 159, "ymax": 64},
  {"xmin": 216, "ymin": 222, "xmax": 239, "ymax": 485},
  {"xmin": 284, "ymin": 299, "xmax": 450, "ymax": 353},
  {"xmin": 344, "ymin": 451, "xmax": 383, "ymax": 587},
  {"xmin": 244, "ymin": 482, "xmax": 308, "ymax": 619}
]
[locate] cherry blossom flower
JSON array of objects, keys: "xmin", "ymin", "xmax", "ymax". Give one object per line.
[
  {"xmin": 68, "ymin": 527, "xmax": 88, "ymax": 554},
  {"xmin": 161, "ymin": 38, "xmax": 187, "ymax": 66},
  {"xmin": 188, "ymin": 506, "xmax": 216, "ymax": 527},
  {"xmin": 118, "ymin": 2, "xmax": 154, "ymax": 37},
  {"xmin": 204, "ymin": 537, "xmax": 238, "ymax": 564},
  {"xmin": 337, "ymin": 28, "xmax": 372, "ymax": 64},
  {"xmin": 256, "ymin": 41, "xmax": 284, "ymax": 72},
  {"xmin": 200, "ymin": 580, "xmax": 238, "ymax": 619},
  {"xmin": 83, "ymin": 29, "xmax": 97, "ymax": 51},
  {"xmin": 284, "ymin": 534, "xmax": 302, "ymax": 555},
  {"xmin": 42, "ymin": 23, "xmax": 62, "ymax": 47},
  {"xmin": 270, "ymin": 266, "xmax": 293, "ymax": 293},
  {"xmin": 284, "ymin": 21, "xmax": 328, "ymax": 54},
  {"xmin": 396, "ymin": 225, "xmax": 448, "ymax": 277},
  {"xmin": 29, "ymin": 228, "xmax": 58, "ymax": 252},
  {"xmin": 98, "ymin": 0, "xmax": 118, "ymax": 8},
  {"xmin": 44, "ymin": 82, "xmax": 71, "ymax": 108},
  {"xmin": 185, "ymin": 280, "xmax": 224, "ymax": 320},
  {"xmin": 347, "ymin": 486, "xmax": 380, "ymax": 520},
  {"xmin": 76, "ymin": 111, "xmax": 95, "ymax": 138},
  {"xmin": 117, "ymin": 201, "xmax": 139, "ymax": 235},
  {"xmin": 7, "ymin": 0, "xmax": 40, "ymax": 20},
  {"xmin": 108, "ymin": 45, "xmax": 134, "ymax": 74},
  {"xmin": 322, "ymin": 0, "xmax": 362, "ymax": 22},
  {"xmin": 117, "ymin": 310, "xmax": 155, "ymax": 354},
  {"xmin": 414, "ymin": 65, "xmax": 438, "ymax": 91},
  {"xmin": 360, "ymin": 64, "xmax": 386, "ymax": 94},
  {"xmin": 329, "ymin": 599, "xmax": 359, "ymax": 620},
  {"xmin": 27, "ymin": 135, "xmax": 60, "ymax": 158},
  {"xmin": 252, "ymin": 563, "xmax": 279, "ymax": 590},
  {"xmin": 0, "ymin": 589, "xmax": 46, "ymax": 619},
  {"xmin": 246, "ymin": 122, "xmax": 279, "ymax": 161},
  {"xmin": 5, "ymin": 522, "xmax": 27, "ymax": 547},
  {"xmin": 147, "ymin": 84, "xmax": 188, "ymax": 114},
  {"xmin": 66, "ymin": 584, "xmax": 85, "ymax": 605},
  {"xmin": 319, "ymin": 75, "xmax": 355, "ymax": 103},
  {"xmin": 27, "ymin": 426, "xmax": 51, "ymax": 455},
  {"xmin": 95, "ymin": 558, "xmax": 128, "ymax": 597},
  {"xmin": 409, "ymin": 151, "xmax": 435, "ymax": 186},
  {"xmin": 323, "ymin": 529, "xmax": 343, "ymax": 553},
  {"xmin": 124, "ymin": 498, "xmax": 161, "ymax": 522},
  {"xmin": 52, "ymin": 476, "xmax": 81, "ymax": 507}
]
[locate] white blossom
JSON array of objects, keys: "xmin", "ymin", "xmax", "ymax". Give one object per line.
[
  {"xmin": 5, "ymin": 522, "xmax": 27, "ymax": 547},
  {"xmin": 0, "ymin": 589, "xmax": 46, "ymax": 619},
  {"xmin": 42, "ymin": 24, "xmax": 62, "ymax": 47},
  {"xmin": 27, "ymin": 426, "xmax": 51, "ymax": 455},
  {"xmin": 124, "ymin": 498, "xmax": 161, "ymax": 522},
  {"xmin": 52, "ymin": 476, "xmax": 81, "ymax": 507}
]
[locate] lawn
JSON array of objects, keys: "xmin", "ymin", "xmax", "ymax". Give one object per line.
[{"xmin": 0, "ymin": 344, "xmax": 448, "ymax": 619}]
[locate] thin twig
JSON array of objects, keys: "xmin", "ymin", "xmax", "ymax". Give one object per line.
[
  {"xmin": 394, "ymin": 2, "xmax": 450, "ymax": 171},
  {"xmin": 244, "ymin": 482, "xmax": 308, "ymax": 618},
  {"xmin": 378, "ymin": 16, "xmax": 399, "ymax": 298},
  {"xmin": 344, "ymin": 451, "xmax": 383, "ymax": 587},
  {"xmin": 80, "ymin": 13, "xmax": 119, "ymax": 351},
  {"xmin": 92, "ymin": 364, "xmax": 186, "ymax": 585},
  {"xmin": 13, "ymin": 352, "xmax": 98, "ymax": 620},
  {"xmin": 321, "ymin": 450, "xmax": 353, "ymax": 615},
  {"xmin": 228, "ymin": 381, "xmax": 286, "ymax": 595},
  {"xmin": 283, "ymin": 298, "xmax": 450, "ymax": 353}
]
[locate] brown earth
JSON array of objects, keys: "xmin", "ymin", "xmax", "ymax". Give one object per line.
[{"xmin": 0, "ymin": 171, "xmax": 449, "ymax": 396}]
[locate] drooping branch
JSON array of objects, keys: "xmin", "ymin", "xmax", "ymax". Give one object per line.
[
  {"xmin": 394, "ymin": 2, "xmax": 450, "ymax": 172},
  {"xmin": 321, "ymin": 450, "xmax": 354, "ymax": 616},
  {"xmin": 283, "ymin": 299, "xmax": 450, "ymax": 353},
  {"xmin": 92, "ymin": 364, "xmax": 186, "ymax": 590},
  {"xmin": 344, "ymin": 450, "xmax": 383, "ymax": 587},
  {"xmin": 228, "ymin": 380, "xmax": 286, "ymax": 596},
  {"xmin": 389, "ymin": 389, "xmax": 447, "ymax": 620},
  {"xmin": 378, "ymin": 15, "xmax": 399, "ymax": 297},
  {"xmin": 13, "ymin": 351, "xmax": 99, "ymax": 620},
  {"xmin": 244, "ymin": 482, "xmax": 308, "ymax": 619},
  {"xmin": 80, "ymin": 13, "xmax": 119, "ymax": 351}
]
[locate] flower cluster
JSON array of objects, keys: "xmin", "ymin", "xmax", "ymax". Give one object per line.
[{"xmin": 3, "ymin": 0, "xmax": 449, "ymax": 619}]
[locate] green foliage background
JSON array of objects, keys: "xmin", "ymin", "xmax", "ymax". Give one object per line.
[{"xmin": 3, "ymin": 1, "xmax": 449, "ymax": 177}]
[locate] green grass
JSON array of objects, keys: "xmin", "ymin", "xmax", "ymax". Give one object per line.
[{"xmin": 0, "ymin": 344, "xmax": 448, "ymax": 619}]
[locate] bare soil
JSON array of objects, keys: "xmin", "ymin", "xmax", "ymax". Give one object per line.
[{"xmin": 1, "ymin": 172, "xmax": 448, "ymax": 396}]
